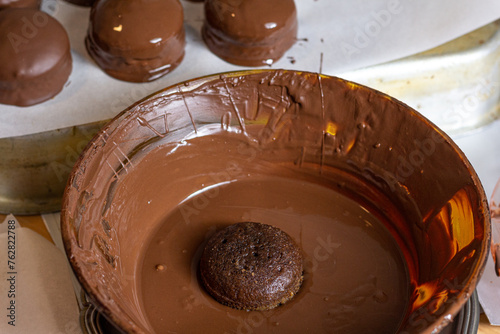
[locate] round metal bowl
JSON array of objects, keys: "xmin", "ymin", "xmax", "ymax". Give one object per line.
[
  {"xmin": 78, "ymin": 290, "xmax": 481, "ymax": 334},
  {"xmin": 61, "ymin": 70, "xmax": 490, "ymax": 334}
]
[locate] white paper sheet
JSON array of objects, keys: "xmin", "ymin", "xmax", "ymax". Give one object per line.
[
  {"xmin": 0, "ymin": 215, "xmax": 81, "ymax": 334},
  {"xmin": 1, "ymin": 0, "xmax": 499, "ymax": 139}
]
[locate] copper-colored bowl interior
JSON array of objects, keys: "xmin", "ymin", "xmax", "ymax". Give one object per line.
[{"xmin": 61, "ymin": 70, "xmax": 490, "ymax": 334}]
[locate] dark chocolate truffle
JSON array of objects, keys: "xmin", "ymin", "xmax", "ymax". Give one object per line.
[
  {"xmin": 86, "ymin": 0, "xmax": 185, "ymax": 83},
  {"xmin": 199, "ymin": 222, "xmax": 303, "ymax": 311},
  {"xmin": 0, "ymin": 8, "xmax": 72, "ymax": 107},
  {"xmin": 0, "ymin": 0, "xmax": 40, "ymax": 10},
  {"xmin": 202, "ymin": 0, "xmax": 298, "ymax": 66}
]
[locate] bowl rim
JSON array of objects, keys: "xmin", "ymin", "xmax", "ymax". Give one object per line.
[{"xmin": 60, "ymin": 69, "xmax": 491, "ymax": 334}]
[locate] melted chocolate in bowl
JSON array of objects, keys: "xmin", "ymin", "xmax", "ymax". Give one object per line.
[
  {"xmin": 61, "ymin": 70, "xmax": 490, "ymax": 334},
  {"xmin": 139, "ymin": 144, "xmax": 409, "ymax": 333}
]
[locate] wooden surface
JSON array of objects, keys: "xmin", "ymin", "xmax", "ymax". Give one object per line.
[
  {"xmin": 480, "ymin": 314, "xmax": 500, "ymax": 334},
  {"xmin": 5, "ymin": 214, "xmax": 53, "ymax": 243},
  {"xmin": 1, "ymin": 214, "xmax": 499, "ymax": 333}
]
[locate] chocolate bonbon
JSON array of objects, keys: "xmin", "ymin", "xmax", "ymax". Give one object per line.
[
  {"xmin": 86, "ymin": 0, "xmax": 185, "ymax": 82},
  {"xmin": 202, "ymin": 0, "xmax": 298, "ymax": 66},
  {"xmin": 0, "ymin": 8, "xmax": 72, "ymax": 106}
]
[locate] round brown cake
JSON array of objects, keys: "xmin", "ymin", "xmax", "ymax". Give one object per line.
[
  {"xmin": 199, "ymin": 222, "xmax": 303, "ymax": 311},
  {"xmin": 86, "ymin": 0, "xmax": 185, "ymax": 82},
  {"xmin": 202, "ymin": 0, "xmax": 298, "ymax": 66},
  {"xmin": 0, "ymin": 8, "xmax": 72, "ymax": 107}
]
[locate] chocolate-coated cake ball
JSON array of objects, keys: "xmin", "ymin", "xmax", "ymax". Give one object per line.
[
  {"xmin": 0, "ymin": 8, "xmax": 72, "ymax": 106},
  {"xmin": 202, "ymin": 0, "xmax": 298, "ymax": 66},
  {"xmin": 86, "ymin": 0, "xmax": 185, "ymax": 82},
  {"xmin": 199, "ymin": 222, "xmax": 303, "ymax": 311}
]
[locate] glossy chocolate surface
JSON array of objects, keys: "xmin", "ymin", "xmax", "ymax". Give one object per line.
[
  {"xmin": 202, "ymin": 0, "xmax": 297, "ymax": 66},
  {"xmin": 86, "ymin": 0, "xmax": 185, "ymax": 82},
  {"xmin": 0, "ymin": 8, "xmax": 72, "ymax": 106},
  {"xmin": 137, "ymin": 132, "xmax": 409, "ymax": 333},
  {"xmin": 61, "ymin": 70, "xmax": 490, "ymax": 334}
]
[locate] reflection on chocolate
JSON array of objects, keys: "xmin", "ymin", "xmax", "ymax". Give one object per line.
[
  {"xmin": 202, "ymin": 0, "xmax": 298, "ymax": 66},
  {"xmin": 0, "ymin": 8, "xmax": 72, "ymax": 107},
  {"xmin": 61, "ymin": 71, "xmax": 489, "ymax": 334},
  {"xmin": 0, "ymin": 0, "xmax": 40, "ymax": 10},
  {"xmin": 199, "ymin": 222, "xmax": 304, "ymax": 311},
  {"xmin": 63, "ymin": 0, "xmax": 96, "ymax": 7},
  {"xmin": 86, "ymin": 0, "xmax": 185, "ymax": 82}
]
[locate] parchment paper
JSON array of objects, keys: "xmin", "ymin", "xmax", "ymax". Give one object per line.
[
  {"xmin": 1, "ymin": 0, "xmax": 499, "ymax": 138},
  {"xmin": 0, "ymin": 215, "xmax": 81, "ymax": 333}
]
